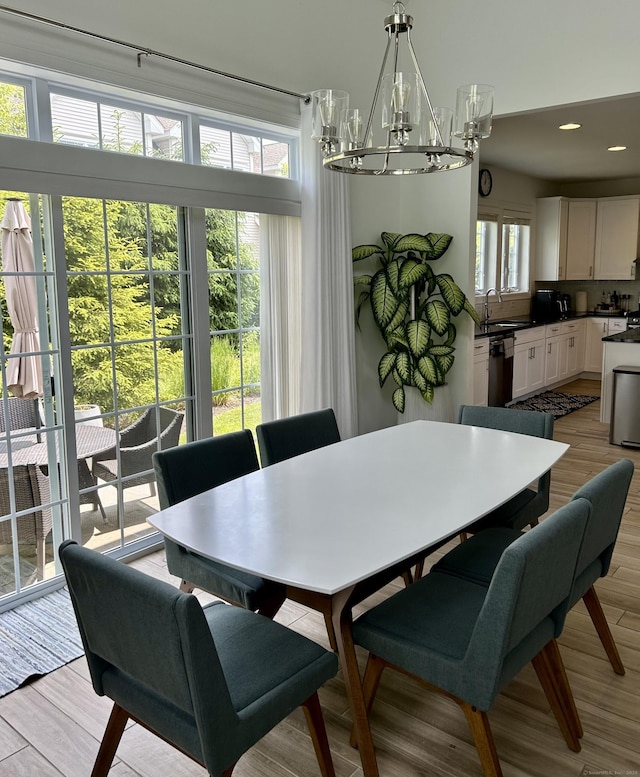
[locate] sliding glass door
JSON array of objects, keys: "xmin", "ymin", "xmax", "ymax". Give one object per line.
[{"xmin": 61, "ymin": 195, "xmax": 191, "ymax": 555}]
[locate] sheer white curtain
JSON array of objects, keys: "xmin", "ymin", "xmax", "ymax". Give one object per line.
[
  {"xmin": 260, "ymin": 215, "xmax": 301, "ymax": 421},
  {"xmin": 299, "ymin": 101, "xmax": 358, "ymax": 438},
  {"xmin": 259, "ymin": 102, "xmax": 358, "ymax": 437}
]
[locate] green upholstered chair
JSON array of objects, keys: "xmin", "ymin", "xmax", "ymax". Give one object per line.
[
  {"xmin": 458, "ymin": 404, "xmax": 554, "ymax": 532},
  {"xmin": 413, "ymin": 403, "xmax": 555, "ymax": 580},
  {"xmin": 432, "ymin": 458, "xmax": 634, "ymax": 675},
  {"xmin": 256, "ymin": 408, "xmax": 340, "ymax": 467},
  {"xmin": 152, "ymin": 431, "xmax": 286, "ymax": 618},
  {"xmin": 59, "ymin": 540, "xmax": 338, "ymax": 777},
  {"xmin": 352, "ymin": 498, "xmax": 591, "ymax": 777}
]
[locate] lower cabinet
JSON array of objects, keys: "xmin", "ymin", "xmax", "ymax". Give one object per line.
[
  {"xmin": 584, "ymin": 317, "xmax": 625, "ymax": 373},
  {"xmin": 512, "ymin": 320, "xmax": 586, "ymax": 399},
  {"xmin": 473, "ymin": 340, "xmax": 489, "ymax": 406},
  {"xmin": 545, "ymin": 320, "xmax": 585, "ymax": 386},
  {"xmin": 563, "ymin": 319, "xmax": 585, "ymax": 377},
  {"xmin": 544, "ymin": 333, "xmax": 562, "ymax": 385},
  {"xmin": 513, "ymin": 327, "xmax": 546, "ymax": 399}
]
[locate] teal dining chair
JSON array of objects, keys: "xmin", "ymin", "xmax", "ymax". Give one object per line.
[
  {"xmin": 432, "ymin": 458, "xmax": 634, "ymax": 675},
  {"xmin": 59, "ymin": 540, "xmax": 338, "ymax": 777},
  {"xmin": 352, "ymin": 498, "xmax": 591, "ymax": 777},
  {"xmin": 458, "ymin": 404, "xmax": 554, "ymax": 532},
  {"xmin": 152, "ymin": 431, "xmax": 286, "ymax": 618},
  {"xmin": 413, "ymin": 403, "xmax": 555, "ymax": 579},
  {"xmin": 256, "ymin": 408, "xmax": 341, "ymax": 467}
]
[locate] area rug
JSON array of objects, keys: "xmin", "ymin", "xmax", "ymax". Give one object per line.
[
  {"xmin": 0, "ymin": 586, "xmax": 83, "ymax": 698},
  {"xmin": 508, "ymin": 391, "xmax": 598, "ymax": 419}
]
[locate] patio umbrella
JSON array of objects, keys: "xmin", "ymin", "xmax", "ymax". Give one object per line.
[{"xmin": 0, "ymin": 199, "xmax": 43, "ymax": 399}]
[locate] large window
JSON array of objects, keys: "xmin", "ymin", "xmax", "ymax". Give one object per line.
[
  {"xmin": 0, "ymin": 78, "xmax": 28, "ymax": 137},
  {"xmin": 50, "ymin": 90, "xmax": 185, "ymax": 160},
  {"xmin": 0, "ymin": 63, "xmax": 300, "ymax": 606},
  {"xmin": 476, "ymin": 208, "xmax": 531, "ymax": 295},
  {"xmin": 200, "ymin": 123, "xmax": 291, "ymax": 177},
  {"xmin": 501, "ymin": 217, "xmax": 530, "ymax": 292},
  {"xmin": 206, "ymin": 209, "xmax": 261, "ymax": 434}
]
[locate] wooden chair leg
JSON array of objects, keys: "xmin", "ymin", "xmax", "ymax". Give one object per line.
[
  {"xmin": 91, "ymin": 703, "xmax": 129, "ymax": 777},
  {"xmin": 532, "ymin": 640, "xmax": 582, "ymax": 751},
  {"xmin": 401, "ymin": 569, "xmax": 413, "ymax": 587},
  {"xmin": 256, "ymin": 589, "xmax": 287, "ymax": 620},
  {"xmin": 349, "ymin": 654, "xmax": 386, "ymax": 748},
  {"xmin": 458, "ymin": 701, "xmax": 503, "ymax": 777},
  {"xmin": 459, "ymin": 532, "xmax": 468, "ymax": 543},
  {"xmin": 302, "ymin": 692, "xmax": 336, "ymax": 777},
  {"xmin": 323, "ymin": 612, "xmax": 338, "ymax": 652},
  {"xmin": 413, "ymin": 559, "xmax": 425, "ymax": 580},
  {"xmin": 544, "ymin": 639, "xmax": 583, "ymax": 740},
  {"xmin": 583, "ymin": 585, "xmax": 625, "ymax": 675},
  {"xmin": 179, "ymin": 579, "xmax": 196, "ymax": 594}
]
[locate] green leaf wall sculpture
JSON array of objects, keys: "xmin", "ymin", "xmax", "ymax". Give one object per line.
[{"xmin": 353, "ymin": 231, "xmax": 480, "ymax": 413}]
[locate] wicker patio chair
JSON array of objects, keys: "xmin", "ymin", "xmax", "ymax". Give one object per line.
[
  {"xmin": 0, "ymin": 396, "xmax": 42, "ymax": 443},
  {"xmin": 0, "ymin": 463, "xmax": 52, "ymax": 579},
  {"xmin": 92, "ymin": 407, "xmax": 184, "ymax": 496}
]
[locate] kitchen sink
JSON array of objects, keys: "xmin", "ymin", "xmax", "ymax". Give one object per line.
[{"xmin": 492, "ymin": 322, "xmax": 520, "ymax": 327}]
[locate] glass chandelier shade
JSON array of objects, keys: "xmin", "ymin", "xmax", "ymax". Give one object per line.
[{"xmin": 309, "ymin": 2, "xmax": 494, "ymax": 176}]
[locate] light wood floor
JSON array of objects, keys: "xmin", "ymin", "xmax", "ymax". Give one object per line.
[{"xmin": 1, "ymin": 378, "xmax": 638, "ymax": 777}]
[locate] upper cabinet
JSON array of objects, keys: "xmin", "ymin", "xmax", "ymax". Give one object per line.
[
  {"xmin": 535, "ymin": 197, "xmax": 568, "ymax": 281},
  {"xmin": 536, "ymin": 196, "xmax": 639, "ymax": 281},
  {"xmin": 566, "ymin": 200, "xmax": 596, "ymax": 280},
  {"xmin": 594, "ymin": 197, "xmax": 640, "ymax": 280}
]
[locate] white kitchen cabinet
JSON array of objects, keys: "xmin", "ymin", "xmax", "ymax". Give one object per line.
[
  {"xmin": 562, "ymin": 319, "xmax": 585, "ymax": 376},
  {"xmin": 472, "ymin": 340, "xmax": 489, "ymax": 406},
  {"xmin": 585, "ymin": 318, "xmax": 608, "ymax": 372},
  {"xmin": 536, "ymin": 196, "xmax": 639, "ymax": 281},
  {"xmin": 565, "ymin": 200, "xmax": 596, "ymax": 280},
  {"xmin": 544, "ymin": 320, "xmax": 584, "ymax": 384},
  {"xmin": 584, "ymin": 317, "xmax": 626, "ymax": 373},
  {"xmin": 513, "ymin": 326, "xmax": 546, "ymax": 398},
  {"xmin": 535, "ymin": 197, "xmax": 568, "ymax": 281},
  {"xmin": 594, "ymin": 197, "xmax": 640, "ymax": 280},
  {"xmin": 544, "ymin": 322, "xmax": 563, "ymax": 384},
  {"xmin": 607, "ymin": 318, "xmax": 628, "ymax": 335}
]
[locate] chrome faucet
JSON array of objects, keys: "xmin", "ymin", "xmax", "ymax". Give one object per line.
[{"xmin": 483, "ymin": 288, "xmax": 503, "ymax": 327}]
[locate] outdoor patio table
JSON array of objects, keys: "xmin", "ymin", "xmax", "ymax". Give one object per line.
[
  {"xmin": 0, "ymin": 424, "xmax": 117, "ymax": 467},
  {"xmin": 0, "ymin": 425, "xmax": 117, "ymax": 517},
  {"xmin": 148, "ymin": 419, "xmax": 569, "ymax": 777}
]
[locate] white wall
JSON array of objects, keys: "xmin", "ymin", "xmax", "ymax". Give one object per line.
[
  {"xmin": 351, "ymin": 166, "xmax": 478, "ymax": 432},
  {"xmin": 5, "ymin": 0, "xmax": 638, "ymax": 113},
  {"xmin": 3, "ymin": 0, "xmax": 640, "ymax": 431}
]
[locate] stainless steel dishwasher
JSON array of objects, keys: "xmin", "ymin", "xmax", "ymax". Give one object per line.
[{"xmin": 488, "ymin": 332, "xmax": 514, "ymax": 407}]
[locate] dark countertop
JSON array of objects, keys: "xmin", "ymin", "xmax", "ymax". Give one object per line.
[
  {"xmin": 602, "ymin": 329, "xmax": 640, "ymax": 344},
  {"xmin": 474, "ymin": 312, "xmax": 618, "ymax": 339},
  {"xmin": 474, "ymin": 316, "xmax": 532, "ymax": 339}
]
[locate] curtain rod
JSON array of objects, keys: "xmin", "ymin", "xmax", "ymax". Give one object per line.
[{"xmin": 0, "ymin": 5, "xmax": 309, "ymax": 102}]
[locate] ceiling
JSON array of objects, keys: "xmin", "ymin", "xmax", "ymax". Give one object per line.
[{"xmin": 478, "ymin": 94, "xmax": 640, "ymax": 183}]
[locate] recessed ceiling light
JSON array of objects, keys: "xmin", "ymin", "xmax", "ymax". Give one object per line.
[
  {"xmin": 559, "ymin": 122, "xmax": 582, "ymax": 130},
  {"xmin": 607, "ymin": 145, "xmax": 627, "ymax": 152}
]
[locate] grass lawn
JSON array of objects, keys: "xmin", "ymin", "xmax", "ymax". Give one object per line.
[
  {"xmin": 214, "ymin": 400, "xmax": 262, "ymax": 437},
  {"xmin": 178, "ymin": 399, "xmax": 262, "ymax": 445}
]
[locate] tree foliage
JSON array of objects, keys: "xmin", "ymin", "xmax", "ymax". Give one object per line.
[{"xmin": 1, "ymin": 94, "xmax": 261, "ymax": 416}]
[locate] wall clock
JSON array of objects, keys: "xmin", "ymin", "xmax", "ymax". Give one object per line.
[{"xmin": 479, "ymin": 168, "xmax": 492, "ymax": 197}]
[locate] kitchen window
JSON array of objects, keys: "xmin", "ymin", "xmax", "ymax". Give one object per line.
[{"xmin": 476, "ymin": 208, "xmax": 531, "ymax": 296}]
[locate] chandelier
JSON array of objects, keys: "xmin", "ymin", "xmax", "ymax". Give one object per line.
[{"xmin": 310, "ymin": 2, "xmax": 494, "ymax": 176}]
